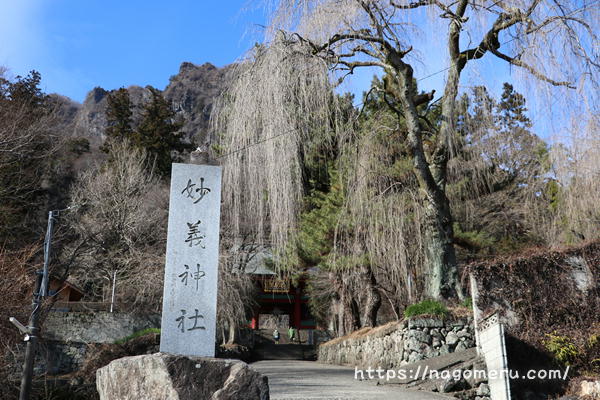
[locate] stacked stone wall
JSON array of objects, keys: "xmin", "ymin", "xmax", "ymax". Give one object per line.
[{"xmin": 318, "ymin": 317, "xmax": 475, "ymax": 370}]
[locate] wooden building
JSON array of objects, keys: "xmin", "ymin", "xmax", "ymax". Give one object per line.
[{"xmin": 245, "ymin": 258, "xmax": 315, "ymax": 331}]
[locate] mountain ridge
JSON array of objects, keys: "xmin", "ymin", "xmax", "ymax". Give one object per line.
[{"xmin": 55, "ymin": 61, "xmax": 230, "ymax": 149}]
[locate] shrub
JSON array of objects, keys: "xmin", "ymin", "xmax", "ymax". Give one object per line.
[
  {"xmin": 404, "ymin": 300, "xmax": 448, "ymax": 318},
  {"xmin": 582, "ymin": 332, "xmax": 600, "ymax": 375},
  {"xmin": 462, "ymin": 297, "xmax": 473, "ymax": 309},
  {"xmin": 114, "ymin": 328, "xmax": 160, "ymax": 345},
  {"xmin": 544, "ymin": 332, "xmax": 579, "ymax": 366}
]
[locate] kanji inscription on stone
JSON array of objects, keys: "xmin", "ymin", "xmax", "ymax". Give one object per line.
[{"xmin": 160, "ymin": 163, "xmax": 222, "ymax": 357}]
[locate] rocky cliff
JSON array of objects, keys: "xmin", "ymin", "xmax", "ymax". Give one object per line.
[
  {"xmin": 163, "ymin": 62, "xmax": 231, "ymax": 146},
  {"xmin": 59, "ymin": 62, "xmax": 229, "ymax": 149}
]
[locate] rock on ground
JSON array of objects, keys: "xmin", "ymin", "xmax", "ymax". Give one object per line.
[
  {"xmin": 96, "ymin": 352, "xmax": 269, "ymax": 400},
  {"xmin": 580, "ymin": 380, "xmax": 600, "ymax": 398}
]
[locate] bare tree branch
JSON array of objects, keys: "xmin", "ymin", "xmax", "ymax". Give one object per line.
[{"xmin": 489, "ymin": 47, "xmax": 575, "ymax": 87}]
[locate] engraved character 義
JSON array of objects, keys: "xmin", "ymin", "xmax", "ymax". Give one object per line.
[{"xmin": 185, "ymin": 220, "xmax": 205, "ymax": 248}]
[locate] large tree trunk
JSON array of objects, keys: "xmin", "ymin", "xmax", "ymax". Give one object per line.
[
  {"xmin": 331, "ymin": 271, "xmax": 360, "ymax": 336},
  {"xmin": 227, "ymin": 318, "xmax": 237, "ymax": 344},
  {"xmin": 332, "ymin": 297, "xmax": 343, "ymax": 336},
  {"xmin": 423, "ymin": 193, "xmax": 461, "ymax": 300},
  {"xmin": 421, "ymin": 8, "xmax": 470, "ymax": 301},
  {"xmin": 423, "ymin": 54, "xmax": 466, "ymax": 301},
  {"xmin": 343, "ymin": 294, "xmax": 361, "ymax": 334},
  {"xmin": 360, "ymin": 265, "xmax": 381, "ymax": 328},
  {"xmin": 385, "ymin": 45, "xmax": 463, "ymax": 301}
]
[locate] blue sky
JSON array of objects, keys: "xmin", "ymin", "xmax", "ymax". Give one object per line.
[
  {"xmin": 0, "ymin": 0, "xmax": 270, "ymax": 102},
  {"xmin": 0, "ymin": 1, "xmax": 507, "ymax": 102},
  {"xmin": 0, "ymin": 0, "xmax": 562, "ymax": 138}
]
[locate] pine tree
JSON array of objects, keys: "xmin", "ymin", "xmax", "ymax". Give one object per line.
[
  {"xmin": 497, "ymin": 83, "xmax": 532, "ymax": 132},
  {"xmin": 134, "ymin": 87, "xmax": 193, "ymax": 176},
  {"xmin": 450, "ymin": 83, "xmax": 549, "ymax": 255},
  {"xmin": 102, "ymin": 88, "xmax": 134, "ymax": 151},
  {"xmin": 0, "ymin": 70, "xmax": 48, "ymax": 110}
]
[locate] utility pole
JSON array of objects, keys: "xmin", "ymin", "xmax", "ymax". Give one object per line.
[
  {"xmin": 110, "ymin": 270, "xmax": 117, "ymax": 313},
  {"xmin": 18, "ymin": 270, "xmax": 43, "ymax": 400},
  {"xmin": 11, "ymin": 210, "xmax": 57, "ymax": 400}
]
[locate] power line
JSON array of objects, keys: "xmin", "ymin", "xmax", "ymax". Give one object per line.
[{"xmin": 215, "ymin": 130, "xmax": 294, "ymax": 159}]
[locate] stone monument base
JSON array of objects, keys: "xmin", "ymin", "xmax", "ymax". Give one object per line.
[{"xmin": 96, "ymin": 352, "xmax": 269, "ymax": 400}]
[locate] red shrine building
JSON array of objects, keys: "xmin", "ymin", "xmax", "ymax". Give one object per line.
[{"xmin": 246, "ymin": 264, "xmax": 315, "ymax": 331}]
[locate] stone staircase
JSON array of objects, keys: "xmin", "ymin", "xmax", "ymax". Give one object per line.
[
  {"xmin": 253, "ymin": 343, "xmax": 315, "ymax": 360},
  {"xmin": 254, "ymin": 328, "xmax": 299, "ymax": 345},
  {"xmin": 252, "ymin": 329, "xmax": 316, "ymax": 360}
]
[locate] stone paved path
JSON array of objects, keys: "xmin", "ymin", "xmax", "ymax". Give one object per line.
[{"xmin": 251, "ymin": 360, "xmax": 453, "ymax": 400}]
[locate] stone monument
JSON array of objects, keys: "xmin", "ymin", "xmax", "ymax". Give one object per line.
[{"xmin": 160, "ymin": 163, "xmax": 222, "ymax": 357}]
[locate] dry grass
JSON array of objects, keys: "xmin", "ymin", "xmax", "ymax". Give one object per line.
[
  {"xmin": 73, "ymin": 332, "xmax": 159, "ymax": 384},
  {"xmin": 447, "ymin": 306, "xmax": 473, "ymax": 319},
  {"xmin": 321, "ymin": 320, "xmax": 402, "ymax": 347},
  {"xmin": 0, "ymin": 246, "xmax": 38, "ymax": 398},
  {"xmin": 466, "ymin": 239, "xmax": 600, "ymax": 269}
]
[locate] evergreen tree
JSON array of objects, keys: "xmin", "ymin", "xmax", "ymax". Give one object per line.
[
  {"xmin": 497, "ymin": 83, "xmax": 532, "ymax": 132},
  {"xmin": 0, "ymin": 70, "xmax": 56, "ymax": 246},
  {"xmin": 0, "ymin": 70, "xmax": 48, "ymax": 109},
  {"xmin": 134, "ymin": 87, "xmax": 193, "ymax": 176},
  {"xmin": 102, "ymin": 88, "xmax": 134, "ymax": 152},
  {"xmin": 102, "ymin": 86, "xmax": 194, "ymax": 176},
  {"xmin": 450, "ymin": 83, "xmax": 549, "ymax": 255}
]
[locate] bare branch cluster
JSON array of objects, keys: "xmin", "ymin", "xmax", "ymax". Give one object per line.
[
  {"xmin": 66, "ymin": 141, "xmax": 168, "ymax": 311},
  {"xmin": 216, "ymin": 234, "xmax": 259, "ymax": 344},
  {"xmin": 530, "ymin": 114, "xmax": 600, "ymax": 244},
  {"xmin": 214, "ymin": 36, "xmax": 341, "ymax": 261},
  {"xmin": 215, "ymin": 0, "xmax": 599, "ymax": 302}
]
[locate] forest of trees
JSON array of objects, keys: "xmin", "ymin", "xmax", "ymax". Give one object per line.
[
  {"xmin": 0, "ymin": 72, "xmax": 257, "ymax": 390},
  {"xmin": 213, "ymin": 0, "xmax": 599, "ymax": 335}
]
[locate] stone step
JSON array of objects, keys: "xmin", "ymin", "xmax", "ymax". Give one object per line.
[
  {"xmin": 254, "ymin": 329, "xmax": 303, "ymax": 345},
  {"xmin": 253, "ymin": 344, "xmax": 315, "ymax": 361}
]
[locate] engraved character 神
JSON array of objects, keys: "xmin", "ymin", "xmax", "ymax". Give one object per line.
[{"xmin": 179, "ymin": 264, "xmax": 206, "ymax": 290}]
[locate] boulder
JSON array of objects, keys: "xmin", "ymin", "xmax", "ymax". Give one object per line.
[
  {"xmin": 408, "ymin": 317, "xmax": 445, "ymax": 329},
  {"xmin": 476, "ymin": 383, "xmax": 490, "ymax": 396},
  {"xmin": 446, "ymin": 332, "xmax": 459, "ymax": 347},
  {"xmin": 457, "ymin": 328, "xmax": 471, "ymax": 339},
  {"xmin": 581, "ymin": 380, "xmax": 600, "ymax": 398},
  {"xmin": 409, "ymin": 329, "xmax": 432, "ymax": 344},
  {"xmin": 96, "ymin": 352, "xmax": 269, "ymax": 400}
]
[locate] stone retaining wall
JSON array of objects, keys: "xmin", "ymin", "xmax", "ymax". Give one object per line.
[
  {"xmin": 40, "ymin": 311, "xmax": 160, "ymax": 375},
  {"xmin": 44, "ymin": 311, "xmax": 160, "ymax": 343},
  {"xmin": 318, "ymin": 317, "xmax": 475, "ymax": 369}
]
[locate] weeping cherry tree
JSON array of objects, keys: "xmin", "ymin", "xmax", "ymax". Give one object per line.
[{"xmin": 230, "ymin": 0, "xmax": 599, "ymax": 301}]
